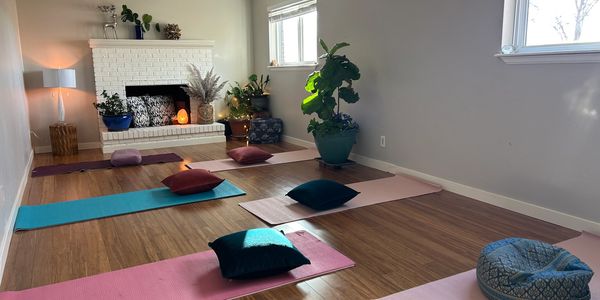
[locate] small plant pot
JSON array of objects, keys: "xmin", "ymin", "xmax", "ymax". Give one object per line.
[
  {"xmin": 229, "ymin": 119, "xmax": 251, "ymax": 139},
  {"xmin": 134, "ymin": 25, "xmax": 144, "ymax": 40},
  {"xmin": 250, "ymin": 95, "xmax": 269, "ymax": 112},
  {"xmin": 102, "ymin": 114, "xmax": 132, "ymax": 131},
  {"xmin": 314, "ymin": 130, "xmax": 357, "ymax": 164}
]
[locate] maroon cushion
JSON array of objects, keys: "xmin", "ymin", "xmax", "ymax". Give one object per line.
[
  {"xmin": 161, "ymin": 169, "xmax": 225, "ymax": 195},
  {"xmin": 227, "ymin": 146, "xmax": 273, "ymax": 165},
  {"xmin": 110, "ymin": 149, "xmax": 142, "ymax": 167}
]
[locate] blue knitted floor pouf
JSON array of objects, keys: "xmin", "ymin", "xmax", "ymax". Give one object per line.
[{"xmin": 477, "ymin": 238, "xmax": 593, "ymax": 300}]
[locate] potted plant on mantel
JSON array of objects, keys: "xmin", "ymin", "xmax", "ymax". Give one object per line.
[
  {"xmin": 301, "ymin": 40, "xmax": 361, "ymax": 164},
  {"xmin": 225, "ymin": 82, "xmax": 253, "ymax": 138},
  {"xmin": 94, "ymin": 90, "xmax": 132, "ymax": 132},
  {"xmin": 247, "ymin": 74, "xmax": 270, "ymax": 114},
  {"xmin": 120, "ymin": 5, "xmax": 160, "ymax": 40},
  {"xmin": 182, "ymin": 66, "xmax": 228, "ymax": 124}
]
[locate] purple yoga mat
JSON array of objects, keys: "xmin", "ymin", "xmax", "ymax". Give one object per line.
[{"xmin": 31, "ymin": 153, "xmax": 183, "ymax": 177}]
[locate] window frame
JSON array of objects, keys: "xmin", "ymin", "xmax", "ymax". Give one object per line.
[
  {"xmin": 497, "ymin": 0, "xmax": 600, "ymax": 64},
  {"xmin": 268, "ymin": 0, "xmax": 318, "ymax": 68}
]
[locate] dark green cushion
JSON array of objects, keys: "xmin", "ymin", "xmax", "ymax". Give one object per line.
[
  {"xmin": 286, "ymin": 179, "xmax": 360, "ymax": 210},
  {"xmin": 208, "ymin": 228, "xmax": 311, "ymax": 279}
]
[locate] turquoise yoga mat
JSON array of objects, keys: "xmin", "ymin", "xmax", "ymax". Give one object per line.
[{"xmin": 14, "ymin": 180, "xmax": 245, "ymax": 231}]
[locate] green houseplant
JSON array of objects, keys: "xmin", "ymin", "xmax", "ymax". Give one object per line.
[
  {"xmin": 247, "ymin": 74, "xmax": 270, "ymax": 112},
  {"xmin": 94, "ymin": 90, "xmax": 132, "ymax": 131},
  {"xmin": 120, "ymin": 5, "xmax": 160, "ymax": 40},
  {"xmin": 225, "ymin": 82, "xmax": 253, "ymax": 138},
  {"xmin": 182, "ymin": 66, "xmax": 228, "ymax": 124},
  {"xmin": 301, "ymin": 40, "xmax": 361, "ymax": 164}
]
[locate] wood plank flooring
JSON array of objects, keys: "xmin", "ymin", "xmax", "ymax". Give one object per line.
[{"xmin": 1, "ymin": 141, "xmax": 578, "ymax": 299}]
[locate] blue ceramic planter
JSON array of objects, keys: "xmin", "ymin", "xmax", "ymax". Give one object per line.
[
  {"xmin": 314, "ymin": 130, "xmax": 357, "ymax": 164},
  {"xmin": 102, "ymin": 114, "xmax": 132, "ymax": 131}
]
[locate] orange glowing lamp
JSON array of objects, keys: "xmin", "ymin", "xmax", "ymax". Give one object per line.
[{"xmin": 177, "ymin": 109, "xmax": 189, "ymax": 124}]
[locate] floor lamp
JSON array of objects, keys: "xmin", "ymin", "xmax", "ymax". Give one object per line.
[
  {"xmin": 43, "ymin": 68, "xmax": 78, "ymax": 155},
  {"xmin": 43, "ymin": 68, "xmax": 76, "ymax": 123}
]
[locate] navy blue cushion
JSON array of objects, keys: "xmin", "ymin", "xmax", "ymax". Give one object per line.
[
  {"xmin": 286, "ymin": 179, "xmax": 359, "ymax": 211},
  {"xmin": 477, "ymin": 238, "xmax": 593, "ymax": 300},
  {"xmin": 208, "ymin": 228, "xmax": 310, "ymax": 279}
]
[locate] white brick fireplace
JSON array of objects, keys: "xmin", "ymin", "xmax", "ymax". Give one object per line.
[{"xmin": 89, "ymin": 39, "xmax": 225, "ymax": 153}]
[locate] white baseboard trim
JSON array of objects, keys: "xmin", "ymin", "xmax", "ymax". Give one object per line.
[
  {"xmin": 282, "ymin": 135, "xmax": 600, "ymax": 233},
  {"xmin": 0, "ymin": 149, "xmax": 34, "ymax": 285},
  {"xmin": 34, "ymin": 142, "xmax": 101, "ymax": 154}
]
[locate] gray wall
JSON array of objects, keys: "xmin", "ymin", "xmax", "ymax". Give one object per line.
[
  {"xmin": 17, "ymin": 0, "xmax": 253, "ymax": 149},
  {"xmin": 253, "ymin": 0, "xmax": 600, "ymax": 223},
  {"xmin": 0, "ymin": 0, "xmax": 32, "ymax": 241}
]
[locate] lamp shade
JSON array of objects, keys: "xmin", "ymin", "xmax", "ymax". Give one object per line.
[{"xmin": 43, "ymin": 68, "xmax": 76, "ymax": 88}]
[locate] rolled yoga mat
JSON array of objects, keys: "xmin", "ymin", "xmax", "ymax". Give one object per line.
[
  {"xmin": 31, "ymin": 153, "xmax": 183, "ymax": 177},
  {"xmin": 14, "ymin": 180, "xmax": 245, "ymax": 231},
  {"xmin": 0, "ymin": 230, "xmax": 354, "ymax": 300},
  {"xmin": 378, "ymin": 232, "xmax": 600, "ymax": 300},
  {"xmin": 186, "ymin": 148, "xmax": 319, "ymax": 172},
  {"xmin": 239, "ymin": 174, "xmax": 442, "ymax": 225}
]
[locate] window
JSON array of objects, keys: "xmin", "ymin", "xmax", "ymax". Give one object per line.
[
  {"xmin": 268, "ymin": 0, "xmax": 318, "ymax": 67},
  {"xmin": 499, "ymin": 0, "xmax": 600, "ymax": 63}
]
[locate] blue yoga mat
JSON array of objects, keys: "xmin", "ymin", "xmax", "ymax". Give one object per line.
[{"xmin": 15, "ymin": 180, "xmax": 245, "ymax": 231}]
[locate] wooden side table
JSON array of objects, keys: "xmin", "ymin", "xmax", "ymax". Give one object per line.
[{"xmin": 49, "ymin": 123, "xmax": 78, "ymax": 155}]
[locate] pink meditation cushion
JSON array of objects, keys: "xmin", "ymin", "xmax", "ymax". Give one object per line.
[
  {"xmin": 227, "ymin": 146, "xmax": 273, "ymax": 165},
  {"xmin": 110, "ymin": 149, "xmax": 143, "ymax": 167}
]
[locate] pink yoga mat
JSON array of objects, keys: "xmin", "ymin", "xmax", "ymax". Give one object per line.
[
  {"xmin": 240, "ymin": 174, "xmax": 442, "ymax": 225},
  {"xmin": 186, "ymin": 148, "xmax": 319, "ymax": 172},
  {"xmin": 0, "ymin": 231, "xmax": 354, "ymax": 300},
  {"xmin": 379, "ymin": 232, "xmax": 600, "ymax": 300}
]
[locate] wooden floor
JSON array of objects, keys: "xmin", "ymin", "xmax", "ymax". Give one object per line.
[{"xmin": 1, "ymin": 141, "xmax": 578, "ymax": 299}]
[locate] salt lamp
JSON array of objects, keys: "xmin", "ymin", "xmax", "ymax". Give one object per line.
[{"xmin": 177, "ymin": 109, "xmax": 189, "ymax": 124}]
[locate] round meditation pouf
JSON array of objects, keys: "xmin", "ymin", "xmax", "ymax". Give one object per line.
[{"xmin": 476, "ymin": 238, "xmax": 593, "ymax": 300}]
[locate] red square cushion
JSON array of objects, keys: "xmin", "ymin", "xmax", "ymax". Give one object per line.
[
  {"xmin": 161, "ymin": 169, "xmax": 224, "ymax": 195},
  {"xmin": 227, "ymin": 146, "xmax": 273, "ymax": 164}
]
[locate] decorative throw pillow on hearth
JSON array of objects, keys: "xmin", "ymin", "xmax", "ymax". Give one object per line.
[
  {"xmin": 126, "ymin": 96, "xmax": 150, "ymax": 128},
  {"xmin": 145, "ymin": 95, "xmax": 176, "ymax": 126}
]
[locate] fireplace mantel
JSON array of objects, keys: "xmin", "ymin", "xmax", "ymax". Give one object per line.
[{"xmin": 89, "ymin": 39, "xmax": 215, "ymax": 49}]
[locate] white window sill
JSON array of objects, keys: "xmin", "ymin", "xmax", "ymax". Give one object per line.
[
  {"xmin": 496, "ymin": 50, "xmax": 600, "ymax": 64},
  {"xmin": 267, "ymin": 64, "xmax": 318, "ymax": 71}
]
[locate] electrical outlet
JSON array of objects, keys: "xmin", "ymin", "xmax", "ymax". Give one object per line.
[{"xmin": 380, "ymin": 136, "xmax": 386, "ymax": 148}]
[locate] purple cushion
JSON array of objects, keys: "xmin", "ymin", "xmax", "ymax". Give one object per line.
[{"xmin": 110, "ymin": 149, "xmax": 143, "ymax": 167}]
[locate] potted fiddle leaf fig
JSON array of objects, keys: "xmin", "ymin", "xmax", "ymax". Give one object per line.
[
  {"xmin": 302, "ymin": 40, "xmax": 361, "ymax": 164},
  {"xmin": 94, "ymin": 90, "xmax": 132, "ymax": 131}
]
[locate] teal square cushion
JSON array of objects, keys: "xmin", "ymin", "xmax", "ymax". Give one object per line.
[
  {"xmin": 286, "ymin": 179, "xmax": 360, "ymax": 210},
  {"xmin": 208, "ymin": 228, "xmax": 311, "ymax": 279}
]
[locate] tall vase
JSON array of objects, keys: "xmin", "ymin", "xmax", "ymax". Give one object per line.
[
  {"xmin": 189, "ymin": 98, "xmax": 199, "ymax": 124},
  {"xmin": 134, "ymin": 25, "xmax": 144, "ymax": 40},
  {"xmin": 197, "ymin": 103, "xmax": 214, "ymax": 124}
]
